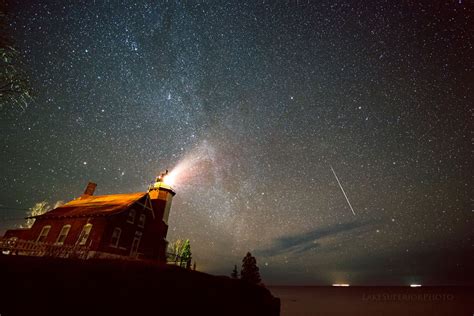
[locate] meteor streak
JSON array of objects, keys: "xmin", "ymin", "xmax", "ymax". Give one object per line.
[{"xmin": 330, "ymin": 165, "xmax": 356, "ymax": 216}]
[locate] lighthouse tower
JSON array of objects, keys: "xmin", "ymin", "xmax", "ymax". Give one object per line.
[
  {"xmin": 147, "ymin": 170, "xmax": 176, "ymax": 261},
  {"xmin": 149, "ymin": 170, "xmax": 176, "ymax": 225}
]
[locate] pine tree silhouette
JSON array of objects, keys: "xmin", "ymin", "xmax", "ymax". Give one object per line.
[{"xmin": 240, "ymin": 252, "xmax": 261, "ymax": 284}]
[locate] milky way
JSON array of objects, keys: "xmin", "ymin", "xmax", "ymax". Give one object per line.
[{"xmin": 0, "ymin": 1, "xmax": 472, "ymax": 285}]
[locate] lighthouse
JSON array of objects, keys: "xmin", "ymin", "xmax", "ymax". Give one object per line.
[{"xmin": 2, "ymin": 171, "xmax": 177, "ymax": 262}]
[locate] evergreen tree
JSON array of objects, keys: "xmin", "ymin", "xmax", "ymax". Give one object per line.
[
  {"xmin": 180, "ymin": 239, "xmax": 192, "ymax": 268},
  {"xmin": 231, "ymin": 264, "xmax": 239, "ymax": 279},
  {"xmin": 240, "ymin": 252, "xmax": 261, "ymax": 284}
]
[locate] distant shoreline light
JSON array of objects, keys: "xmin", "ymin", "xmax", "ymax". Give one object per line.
[
  {"xmin": 332, "ymin": 284, "xmax": 350, "ymax": 287},
  {"xmin": 410, "ymin": 284, "xmax": 422, "ymax": 287}
]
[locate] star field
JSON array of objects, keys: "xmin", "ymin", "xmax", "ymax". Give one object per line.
[{"xmin": 0, "ymin": 0, "xmax": 472, "ymax": 285}]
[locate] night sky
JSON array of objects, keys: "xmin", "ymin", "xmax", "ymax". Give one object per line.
[{"xmin": 1, "ymin": 1, "xmax": 472, "ymax": 285}]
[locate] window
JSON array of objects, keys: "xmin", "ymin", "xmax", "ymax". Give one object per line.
[
  {"xmin": 138, "ymin": 214, "xmax": 146, "ymax": 228},
  {"xmin": 55, "ymin": 225, "xmax": 71, "ymax": 245},
  {"xmin": 110, "ymin": 227, "xmax": 121, "ymax": 247},
  {"xmin": 162, "ymin": 196, "xmax": 173, "ymax": 225},
  {"xmin": 77, "ymin": 223, "xmax": 93, "ymax": 246},
  {"xmin": 36, "ymin": 225, "xmax": 51, "ymax": 243},
  {"xmin": 127, "ymin": 209, "xmax": 136, "ymax": 224},
  {"xmin": 130, "ymin": 231, "xmax": 142, "ymax": 257}
]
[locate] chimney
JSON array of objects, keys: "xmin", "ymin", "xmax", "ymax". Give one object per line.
[{"xmin": 81, "ymin": 182, "xmax": 97, "ymax": 199}]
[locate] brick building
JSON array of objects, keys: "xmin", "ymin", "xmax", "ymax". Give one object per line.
[{"xmin": 3, "ymin": 174, "xmax": 175, "ymax": 262}]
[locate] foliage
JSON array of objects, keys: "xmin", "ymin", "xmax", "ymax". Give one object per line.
[
  {"xmin": 180, "ymin": 239, "xmax": 192, "ymax": 268},
  {"xmin": 168, "ymin": 239, "xmax": 182, "ymax": 260},
  {"xmin": 21, "ymin": 201, "xmax": 51, "ymax": 228},
  {"xmin": 240, "ymin": 252, "xmax": 261, "ymax": 285},
  {"xmin": 231, "ymin": 264, "xmax": 239, "ymax": 279},
  {"xmin": 168, "ymin": 238, "xmax": 192, "ymax": 268},
  {"xmin": 0, "ymin": 1, "xmax": 32, "ymax": 109}
]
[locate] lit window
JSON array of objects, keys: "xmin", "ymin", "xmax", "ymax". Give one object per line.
[
  {"xmin": 110, "ymin": 227, "xmax": 121, "ymax": 247},
  {"xmin": 138, "ymin": 214, "xmax": 146, "ymax": 228},
  {"xmin": 127, "ymin": 209, "xmax": 136, "ymax": 224},
  {"xmin": 77, "ymin": 223, "xmax": 93, "ymax": 246},
  {"xmin": 55, "ymin": 225, "xmax": 71, "ymax": 245},
  {"xmin": 37, "ymin": 226, "xmax": 51, "ymax": 243}
]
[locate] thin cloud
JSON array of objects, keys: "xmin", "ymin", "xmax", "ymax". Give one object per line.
[{"xmin": 256, "ymin": 220, "xmax": 374, "ymax": 257}]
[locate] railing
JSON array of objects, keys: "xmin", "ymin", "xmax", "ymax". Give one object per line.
[
  {"xmin": 0, "ymin": 237, "xmax": 191, "ymax": 266},
  {"xmin": 0, "ymin": 237, "xmax": 90, "ymax": 259}
]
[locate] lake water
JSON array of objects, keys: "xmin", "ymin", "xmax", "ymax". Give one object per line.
[{"xmin": 268, "ymin": 286, "xmax": 473, "ymax": 316}]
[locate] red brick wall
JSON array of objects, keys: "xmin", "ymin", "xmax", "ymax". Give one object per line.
[
  {"xmin": 3, "ymin": 192, "xmax": 172, "ymax": 262},
  {"xmin": 97, "ymin": 211, "xmax": 132, "ymax": 256},
  {"xmin": 4, "ymin": 228, "xmax": 30, "ymax": 240},
  {"xmin": 5, "ymin": 217, "xmax": 108, "ymax": 251},
  {"xmin": 97, "ymin": 202, "xmax": 168, "ymax": 260}
]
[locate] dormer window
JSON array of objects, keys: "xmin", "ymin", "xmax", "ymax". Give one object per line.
[
  {"xmin": 127, "ymin": 209, "xmax": 136, "ymax": 224},
  {"xmin": 138, "ymin": 214, "xmax": 146, "ymax": 228}
]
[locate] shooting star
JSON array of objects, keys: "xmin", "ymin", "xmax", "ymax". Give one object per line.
[{"xmin": 330, "ymin": 165, "xmax": 356, "ymax": 216}]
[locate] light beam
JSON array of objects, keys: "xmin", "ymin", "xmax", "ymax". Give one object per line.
[{"xmin": 160, "ymin": 141, "xmax": 216, "ymax": 188}]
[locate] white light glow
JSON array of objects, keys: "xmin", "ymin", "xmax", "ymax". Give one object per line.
[
  {"xmin": 332, "ymin": 284, "xmax": 350, "ymax": 287},
  {"xmin": 161, "ymin": 174, "xmax": 176, "ymax": 186},
  {"xmin": 410, "ymin": 284, "xmax": 422, "ymax": 287},
  {"xmin": 160, "ymin": 141, "xmax": 216, "ymax": 188}
]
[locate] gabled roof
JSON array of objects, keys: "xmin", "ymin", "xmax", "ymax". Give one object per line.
[{"xmin": 35, "ymin": 192, "xmax": 147, "ymax": 219}]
